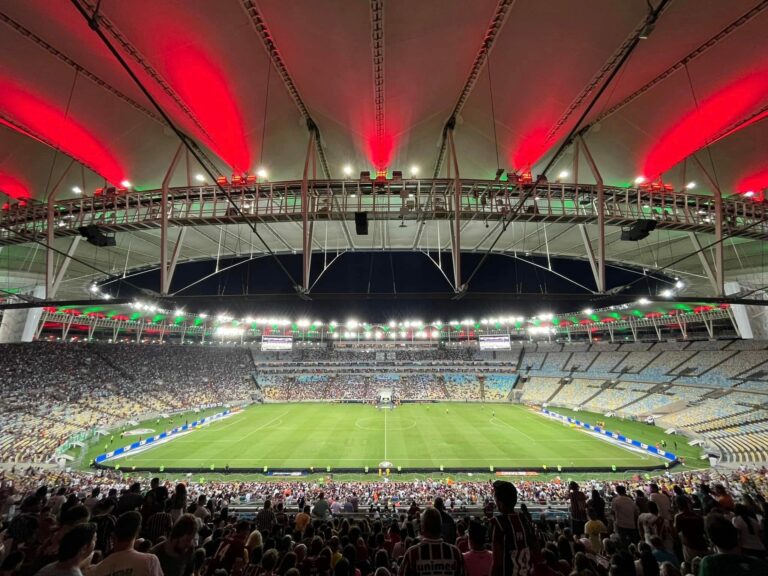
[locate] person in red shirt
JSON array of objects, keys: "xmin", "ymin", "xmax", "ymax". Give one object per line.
[{"xmin": 463, "ymin": 520, "xmax": 492, "ymax": 576}]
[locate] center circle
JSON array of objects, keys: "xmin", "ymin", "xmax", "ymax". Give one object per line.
[{"xmin": 355, "ymin": 416, "xmax": 417, "ymax": 431}]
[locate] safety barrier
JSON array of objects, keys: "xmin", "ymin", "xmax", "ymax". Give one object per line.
[
  {"xmin": 542, "ymin": 408, "xmax": 677, "ymax": 462},
  {"xmin": 94, "ymin": 408, "xmax": 237, "ymax": 464}
]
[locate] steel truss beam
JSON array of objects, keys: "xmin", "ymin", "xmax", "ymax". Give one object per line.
[
  {"xmin": 240, "ymin": 0, "xmax": 331, "ymax": 178},
  {"xmin": 4, "ymin": 179, "xmax": 767, "ymax": 248},
  {"xmin": 578, "ymin": 137, "xmax": 606, "ymax": 292},
  {"xmin": 433, "ymin": 0, "xmax": 516, "ymax": 177},
  {"xmin": 0, "ymin": 11, "xmax": 165, "ymax": 126}
]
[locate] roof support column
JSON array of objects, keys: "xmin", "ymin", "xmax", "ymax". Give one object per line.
[
  {"xmin": 578, "ymin": 136, "xmax": 605, "ymax": 293},
  {"xmin": 301, "ymin": 131, "xmax": 317, "ymax": 293},
  {"xmin": 163, "ymin": 228, "xmax": 187, "ymax": 295},
  {"xmin": 579, "ymin": 224, "xmax": 600, "ymax": 291},
  {"xmin": 688, "ymin": 232, "xmax": 718, "ymax": 292},
  {"xmin": 692, "ymin": 155, "xmax": 724, "ymax": 296},
  {"xmin": 447, "ymin": 129, "xmax": 463, "ymax": 294},
  {"xmin": 160, "ymin": 143, "xmax": 184, "ymax": 296},
  {"xmin": 50, "ymin": 236, "xmax": 82, "ymax": 298},
  {"xmin": 46, "ymin": 160, "xmax": 75, "ymax": 299}
]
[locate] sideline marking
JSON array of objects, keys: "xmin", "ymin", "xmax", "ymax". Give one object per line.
[{"xmin": 489, "ymin": 417, "xmax": 536, "ymax": 442}]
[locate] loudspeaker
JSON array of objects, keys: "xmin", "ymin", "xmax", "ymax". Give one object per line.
[
  {"xmin": 620, "ymin": 219, "xmax": 657, "ymax": 241},
  {"xmin": 78, "ymin": 225, "xmax": 116, "ymax": 247},
  {"xmin": 354, "ymin": 212, "xmax": 368, "ymax": 235}
]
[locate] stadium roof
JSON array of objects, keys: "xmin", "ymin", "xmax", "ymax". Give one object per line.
[{"xmin": 0, "ymin": 1, "xmax": 767, "ymax": 304}]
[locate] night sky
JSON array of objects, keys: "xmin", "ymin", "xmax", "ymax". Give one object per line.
[{"xmin": 108, "ymin": 252, "xmax": 673, "ymax": 322}]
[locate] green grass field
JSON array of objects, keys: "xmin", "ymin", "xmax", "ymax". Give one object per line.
[{"xmin": 99, "ymin": 403, "xmax": 685, "ymax": 471}]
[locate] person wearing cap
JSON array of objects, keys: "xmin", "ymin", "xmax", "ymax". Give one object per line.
[{"xmin": 490, "ymin": 481, "xmax": 537, "ymax": 576}]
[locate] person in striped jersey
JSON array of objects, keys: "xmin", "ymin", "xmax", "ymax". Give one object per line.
[
  {"xmin": 490, "ymin": 481, "xmax": 538, "ymax": 576},
  {"xmin": 398, "ymin": 507, "xmax": 465, "ymax": 576}
]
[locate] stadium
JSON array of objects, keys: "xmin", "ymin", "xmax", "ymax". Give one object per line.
[{"xmin": 1, "ymin": 1, "xmax": 767, "ymax": 575}]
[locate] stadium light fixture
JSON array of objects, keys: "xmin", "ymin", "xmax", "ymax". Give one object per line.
[
  {"xmin": 558, "ymin": 170, "xmax": 569, "ymax": 180},
  {"xmin": 256, "ymin": 168, "xmax": 268, "ymax": 179},
  {"xmin": 346, "ymin": 319, "xmax": 359, "ymax": 328},
  {"xmin": 637, "ymin": 298, "xmax": 650, "ymax": 305},
  {"xmin": 198, "ymin": 313, "xmax": 208, "ymax": 319},
  {"xmin": 675, "ymin": 280, "xmax": 684, "ymax": 289},
  {"xmin": 634, "ymin": 176, "xmax": 646, "ymax": 185},
  {"xmin": 744, "ymin": 190, "xmax": 756, "ymax": 198},
  {"xmin": 660, "ymin": 289, "xmax": 673, "ymax": 298},
  {"xmin": 330, "ymin": 320, "xmax": 338, "ymax": 327},
  {"xmin": 120, "ymin": 180, "xmax": 132, "ymax": 188},
  {"xmin": 195, "ymin": 174, "xmax": 206, "ymax": 183},
  {"xmin": 410, "ymin": 165, "xmax": 420, "ymax": 177},
  {"xmin": 72, "ymin": 186, "xmax": 82, "ymax": 194},
  {"xmin": 582, "ymin": 308, "xmax": 593, "ymax": 315},
  {"xmin": 103, "ymin": 294, "xmax": 112, "ymax": 300},
  {"xmin": 375, "ymin": 332, "xmax": 382, "ymax": 339},
  {"xmin": 399, "ymin": 331, "xmax": 407, "ymax": 338},
  {"xmin": 174, "ymin": 309, "xmax": 185, "ymax": 316},
  {"xmin": 297, "ymin": 319, "xmax": 310, "ymax": 328},
  {"xmin": 364, "ymin": 331, "xmax": 372, "ymax": 339},
  {"xmin": 388, "ymin": 320, "xmax": 396, "ymax": 328},
  {"xmin": 685, "ymin": 182, "xmax": 696, "ymax": 190},
  {"xmin": 89, "ymin": 283, "xmax": 99, "ymax": 293},
  {"xmin": 343, "ymin": 165, "xmax": 353, "ymax": 176}
]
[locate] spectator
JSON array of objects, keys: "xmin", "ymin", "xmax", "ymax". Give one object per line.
[
  {"xmin": 649, "ymin": 536, "xmax": 678, "ymax": 569},
  {"xmin": 673, "ymin": 495, "xmax": 708, "ymax": 562},
  {"xmin": 732, "ymin": 504, "xmax": 766, "ymax": 559},
  {"xmin": 312, "ymin": 493, "xmax": 330, "ymax": 520},
  {"xmin": 611, "ymin": 486, "xmax": 639, "ymax": 544},
  {"xmin": 490, "ymin": 480, "xmax": 536, "ymax": 576},
  {"xmin": 296, "ymin": 506, "xmax": 311, "ymax": 533},
  {"xmin": 208, "ymin": 520, "xmax": 251, "ymax": 573},
  {"xmin": 638, "ymin": 501, "xmax": 664, "ymax": 545},
  {"xmin": 91, "ymin": 511, "xmax": 162, "ymax": 576},
  {"xmin": 399, "ymin": 507, "xmax": 464, "ymax": 576},
  {"xmin": 256, "ymin": 500, "xmax": 277, "ymax": 534},
  {"xmin": 434, "ymin": 497, "xmax": 457, "ymax": 545},
  {"xmin": 567, "ymin": 481, "xmax": 588, "ymax": 536},
  {"xmin": 584, "ymin": 509, "xmax": 607, "ymax": 554},
  {"xmin": 150, "ymin": 514, "xmax": 199, "ymax": 576},
  {"xmin": 462, "ymin": 520, "xmax": 492, "ymax": 576},
  {"xmin": 34, "ymin": 523, "xmax": 97, "ymax": 576},
  {"xmin": 699, "ymin": 514, "xmax": 768, "ymax": 576}
]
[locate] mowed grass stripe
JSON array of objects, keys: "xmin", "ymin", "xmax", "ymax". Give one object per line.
[{"xmin": 112, "ymin": 403, "xmax": 667, "ymax": 469}]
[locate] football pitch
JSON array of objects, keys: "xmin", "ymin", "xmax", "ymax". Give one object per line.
[{"xmin": 105, "ymin": 403, "xmax": 677, "ymax": 471}]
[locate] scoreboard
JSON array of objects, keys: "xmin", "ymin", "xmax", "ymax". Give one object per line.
[
  {"xmin": 478, "ymin": 334, "xmax": 511, "ymax": 350},
  {"xmin": 261, "ymin": 336, "xmax": 293, "ymax": 351}
]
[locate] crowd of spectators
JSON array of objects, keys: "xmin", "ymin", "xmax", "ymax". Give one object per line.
[
  {"xmin": 0, "ymin": 343, "xmax": 255, "ymax": 464},
  {"xmin": 0, "ymin": 465, "xmax": 767, "ymax": 576}
]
